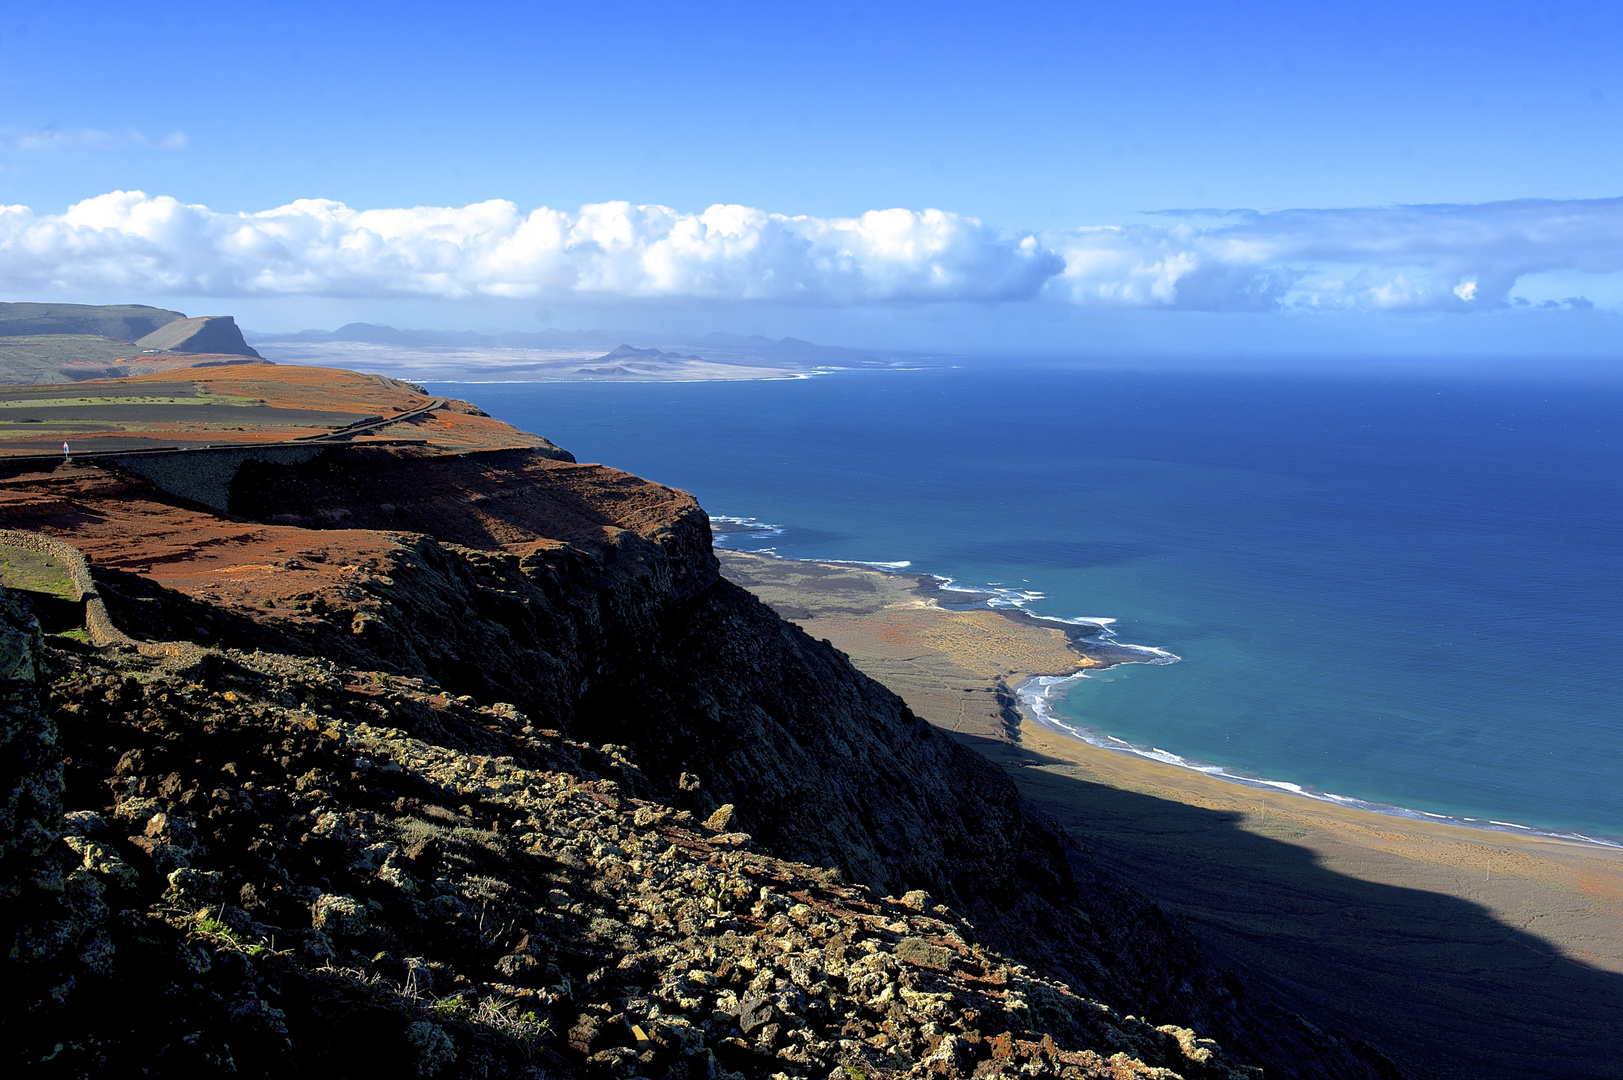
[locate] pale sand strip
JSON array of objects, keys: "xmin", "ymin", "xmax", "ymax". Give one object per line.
[
  {"xmin": 1013, "ymin": 718, "xmax": 1623, "ymax": 975},
  {"xmin": 718, "ymin": 550, "xmax": 1623, "ymax": 975},
  {"xmin": 720, "ymin": 549, "xmax": 1623, "ymax": 1075}
]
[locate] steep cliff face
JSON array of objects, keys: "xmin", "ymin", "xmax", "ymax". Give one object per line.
[
  {"xmin": 131, "ymin": 315, "xmax": 261, "ymax": 358},
  {"xmin": 0, "ymin": 422, "xmax": 1404, "ymax": 1078}
]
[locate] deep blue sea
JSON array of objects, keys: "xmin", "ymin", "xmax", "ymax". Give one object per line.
[{"xmin": 431, "ymin": 366, "xmax": 1623, "ymax": 842}]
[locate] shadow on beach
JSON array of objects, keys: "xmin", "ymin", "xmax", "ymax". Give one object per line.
[{"xmin": 954, "ymin": 732, "xmax": 1623, "ymax": 1080}]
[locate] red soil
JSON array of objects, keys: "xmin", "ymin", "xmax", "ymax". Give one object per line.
[
  {"xmin": 0, "ymin": 364, "xmax": 559, "ymax": 455},
  {"xmin": 0, "ymin": 365, "xmax": 702, "ymax": 636}
]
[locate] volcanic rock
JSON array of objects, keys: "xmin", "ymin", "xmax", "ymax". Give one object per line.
[{"xmin": 0, "ymin": 366, "xmax": 1407, "ymax": 1080}]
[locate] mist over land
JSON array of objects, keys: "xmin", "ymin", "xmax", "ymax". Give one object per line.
[{"xmin": 246, "ymin": 323, "xmax": 885, "ymax": 382}]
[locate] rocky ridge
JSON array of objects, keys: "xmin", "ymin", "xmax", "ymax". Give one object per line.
[
  {"xmin": 3, "ymin": 624, "xmax": 1258, "ymax": 1079},
  {"xmin": 1, "ymin": 368, "xmax": 1406, "ymax": 1079}
]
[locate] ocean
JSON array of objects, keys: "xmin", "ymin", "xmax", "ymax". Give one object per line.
[{"xmin": 430, "ymin": 365, "xmax": 1623, "ymax": 843}]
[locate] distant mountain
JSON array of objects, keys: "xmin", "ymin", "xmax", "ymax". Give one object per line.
[
  {"xmin": 255, "ymin": 323, "xmax": 628, "ymax": 350},
  {"xmin": 590, "ymin": 344, "xmax": 707, "ymax": 364},
  {"xmin": 251, "ymin": 323, "xmax": 882, "ymax": 367},
  {"xmin": 261, "ymin": 323, "xmax": 477, "ymax": 346},
  {"xmin": 697, "ymin": 332, "xmax": 879, "ymax": 367}
]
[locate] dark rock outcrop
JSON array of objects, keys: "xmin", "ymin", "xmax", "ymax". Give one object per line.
[
  {"xmin": 7, "ymin": 641, "xmax": 1263, "ymax": 1078},
  {"xmin": 0, "ymin": 589, "xmax": 115, "ymax": 1036},
  {"xmin": 0, "ymin": 390, "xmax": 1408, "ymax": 1078},
  {"xmin": 134, "ymin": 315, "xmax": 261, "ymax": 358}
]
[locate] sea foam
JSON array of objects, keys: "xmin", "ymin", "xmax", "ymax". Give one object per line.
[{"xmin": 1014, "ymin": 675, "xmax": 1622, "ymax": 849}]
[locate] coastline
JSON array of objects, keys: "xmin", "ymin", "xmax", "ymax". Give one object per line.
[
  {"xmin": 1014, "ymin": 669, "xmax": 1623, "ymax": 850},
  {"xmin": 716, "ymin": 547, "xmax": 1623, "ymax": 980},
  {"xmin": 721, "ymin": 543, "xmax": 1618, "ymax": 849},
  {"xmin": 715, "ymin": 548, "xmax": 1093, "ymax": 741}
]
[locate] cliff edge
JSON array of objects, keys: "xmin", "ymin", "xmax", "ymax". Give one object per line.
[
  {"xmin": 0, "ymin": 367, "xmax": 1403, "ymax": 1079},
  {"xmin": 133, "ymin": 315, "xmax": 262, "ymax": 358}
]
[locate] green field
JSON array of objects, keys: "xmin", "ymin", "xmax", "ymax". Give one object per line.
[
  {"xmin": 0, "ymin": 546, "xmax": 79, "ymax": 600},
  {"xmin": 0, "ymin": 393, "xmax": 256, "ymax": 409}
]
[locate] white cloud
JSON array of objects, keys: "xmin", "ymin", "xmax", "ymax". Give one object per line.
[
  {"xmin": 1043, "ymin": 197, "xmax": 1623, "ymax": 311},
  {"xmin": 0, "ymin": 192, "xmax": 1058, "ymax": 305},
  {"xmin": 0, "ymin": 191, "xmax": 1620, "ymax": 312},
  {"xmin": 13, "ymin": 129, "xmax": 187, "ymax": 152}
]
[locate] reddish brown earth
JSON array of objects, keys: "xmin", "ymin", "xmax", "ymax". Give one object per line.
[
  {"xmin": 56, "ymin": 351, "xmax": 267, "ymax": 381},
  {"xmin": 0, "ymin": 364, "xmax": 1414, "ymax": 1080},
  {"xmin": 0, "ymin": 364, "xmax": 609, "ymax": 642},
  {"xmin": 0, "ymin": 363, "xmax": 560, "ymax": 456},
  {"xmin": 0, "ymin": 374, "xmax": 693, "ymax": 641}
]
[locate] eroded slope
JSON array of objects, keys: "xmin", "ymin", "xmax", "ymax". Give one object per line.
[
  {"xmin": 7, "ymin": 633, "xmax": 1258, "ymax": 1079},
  {"xmin": 0, "ymin": 368, "xmax": 1405, "ymax": 1079}
]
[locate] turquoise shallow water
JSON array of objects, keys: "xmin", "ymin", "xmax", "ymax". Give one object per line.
[{"xmin": 431, "ymin": 366, "xmax": 1623, "ymax": 841}]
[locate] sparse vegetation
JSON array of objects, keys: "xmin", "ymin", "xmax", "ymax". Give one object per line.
[
  {"xmin": 0, "ymin": 547, "xmax": 79, "ymax": 599},
  {"xmin": 0, "ymin": 334, "xmax": 139, "ymax": 383}
]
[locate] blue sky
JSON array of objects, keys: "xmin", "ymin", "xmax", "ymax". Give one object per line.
[{"xmin": 1, "ymin": 0, "xmax": 1620, "ymax": 362}]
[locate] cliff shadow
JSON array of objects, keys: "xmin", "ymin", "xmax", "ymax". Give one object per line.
[{"xmin": 951, "ymin": 732, "xmax": 1623, "ymax": 1080}]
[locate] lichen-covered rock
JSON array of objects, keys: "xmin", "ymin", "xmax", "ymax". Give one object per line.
[
  {"xmin": 5, "ymin": 639, "xmax": 1268, "ymax": 1080},
  {"xmin": 406, "ymin": 1020, "xmax": 457, "ymax": 1076},
  {"xmin": 65, "ymin": 835, "xmax": 141, "ymax": 890},
  {"xmin": 0, "ymin": 429, "xmax": 1406, "ymax": 1080},
  {"xmin": 167, "ymin": 866, "xmax": 225, "ymax": 907},
  {"xmin": 0, "ymin": 588, "xmax": 110, "ymax": 1026},
  {"xmin": 311, "ymin": 893, "xmax": 368, "ymax": 937},
  {"xmin": 896, "ymin": 937, "xmax": 955, "ymax": 973}
]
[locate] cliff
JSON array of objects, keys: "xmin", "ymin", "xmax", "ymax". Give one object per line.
[
  {"xmin": 133, "ymin": 316, "xmax": 262, "ymax": 358},
  {"xmin": 0, "ymin": 368, "xmax": 1403, "ymax": 1079}
]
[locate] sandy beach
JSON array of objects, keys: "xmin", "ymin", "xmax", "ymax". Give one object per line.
[{"xmin": 719, "ymin": 549, "xmax": 1623, "ymax": 1079}]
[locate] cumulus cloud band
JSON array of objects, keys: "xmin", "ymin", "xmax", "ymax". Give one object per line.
[
  {"xmin": 1, "ymin": 190, "xmax": 1618, "ymax": 312},
  {"xmin": 1043, "ymin": 199, "xmax": 1623, "ymax": 311},
  {"xmin": 0, "ymin": 192, "xmax": 1056, "ymax": 305}
]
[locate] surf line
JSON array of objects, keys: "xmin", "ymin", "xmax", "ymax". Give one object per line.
[
  {"xmin": 709, "ymin": 513, "xmax": 1180, "ymax": 667},
  {"xmin": 709, "ymin": 514, "xmax": 1622, "ymax": 851},
  {"xmin": 1014, "ymin": 674, "xmax": 1623, "ymax": 850}
]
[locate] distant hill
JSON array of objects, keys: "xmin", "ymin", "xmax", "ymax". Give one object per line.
[
  {"xmin": 252, "ymin": 323, "xmax": 882, "ymax": 368},
  {"xmin": 0, "ymin": 303, "xmax": 261, "ymax": 384},
  {"xmin": 590, "ymin": 344, "xmax": 707, "ymax": 364},
  {"xmin": 696, "ymin": 331, "xmax": 878, "ymax": 367},
  {"xmin": 260, "ymin": 323, "xmax": 626, "ymax": 351},
  {"xmin": 134, "ymin": 316, "xmax": 261, "ymax": 358},
  {"xmin": 0, "ymin": 302, "xmax": 185, "ymax": 342},
  {"xmin": 267, "ymin": 322, "xmax": 489, "ymax": 347}
]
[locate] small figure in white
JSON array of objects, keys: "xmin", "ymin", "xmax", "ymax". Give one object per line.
[{"xmin": 62, "ymin": 441, "xmax": 70, "ymax": 459}]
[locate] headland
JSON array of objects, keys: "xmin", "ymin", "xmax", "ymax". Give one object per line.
[
  {"xmin": 4, "ymin": 360, "xmax": 1618, "ymax": 1079},
  {"xmin": 5, "ymin": 362, "xmax": 1365, "ymax": 1080}
]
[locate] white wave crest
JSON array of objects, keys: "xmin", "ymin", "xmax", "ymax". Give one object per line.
[{"xmin": 1014, "ymin": 676, "xmax": 1622, "ymax": 849}]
